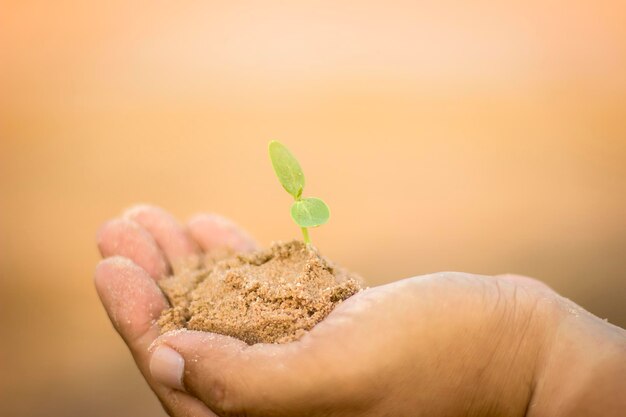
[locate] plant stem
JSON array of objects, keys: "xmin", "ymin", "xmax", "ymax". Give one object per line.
[{"xmin": 301, "ymin": 227, "xmax": 310, "ymax": 244}]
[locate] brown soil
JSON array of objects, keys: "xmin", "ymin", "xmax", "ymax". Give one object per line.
[{"xmin": 157, "ymin": 240, "xmax": 363, "ymax": 344}]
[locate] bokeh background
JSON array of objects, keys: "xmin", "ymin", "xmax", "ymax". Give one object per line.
[{"xmin": 1, "ymin": 1, "xmax": 625, "ymax": 416}]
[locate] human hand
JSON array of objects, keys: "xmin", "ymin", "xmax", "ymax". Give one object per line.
[{"xmin": 95, "ymin": 205, "xmax": 625, "ymax": 417}]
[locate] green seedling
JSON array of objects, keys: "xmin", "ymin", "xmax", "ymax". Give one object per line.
[{"xmin": 268, "ymin": 140, "xmax": 330, "ymax": 244}]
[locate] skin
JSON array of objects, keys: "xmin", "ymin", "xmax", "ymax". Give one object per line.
[{"xmin": 95, "ymin": 205, "xmax": 626, "ymax": 417}]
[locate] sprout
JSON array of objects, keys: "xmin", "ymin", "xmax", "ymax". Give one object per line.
[{"xmin": 268, "ymin": 140, "xmax": 330, "ymax": 244}]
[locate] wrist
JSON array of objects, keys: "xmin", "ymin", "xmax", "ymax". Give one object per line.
[{"xmin": 528, "ymin": 298, "xmax": 626, "ymax": 416}]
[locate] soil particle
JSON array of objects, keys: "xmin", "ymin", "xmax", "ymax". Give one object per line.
[{"xmin": 157, "ymin": 240, "xmax": 363, "ymax": 344}]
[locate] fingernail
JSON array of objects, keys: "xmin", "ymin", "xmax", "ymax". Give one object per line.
[{"xmin": 150, "ymin": 346, "xmax": 186, "ymax": 391}]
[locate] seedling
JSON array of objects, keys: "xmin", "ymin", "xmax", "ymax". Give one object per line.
[{"xmin": 268, "ymin": 140, "xmax": 330, "ymax": 244}]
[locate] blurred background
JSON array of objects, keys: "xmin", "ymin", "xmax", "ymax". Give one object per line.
[{"xmin": 1, "ymin": 1, "xmax": 625, "ymax": 416}]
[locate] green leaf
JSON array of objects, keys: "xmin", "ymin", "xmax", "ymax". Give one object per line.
[
  {"xmin": 290, "ymin": 197, "xmax": 330, "ymax": 227},
  {"xmin": 268, "ymin": 140, "xmax": 305, "ymax": 198}
]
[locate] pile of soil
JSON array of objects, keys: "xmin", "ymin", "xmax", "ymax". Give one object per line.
[{"xmin": 157, "ymin": 240, "xmax": 363, "ymax": 344}]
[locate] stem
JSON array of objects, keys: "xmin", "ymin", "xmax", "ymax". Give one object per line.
[
  {"xmin": 295, "ymin": 192, "xmax": 310, "ymax": 244},
  {"xmin": 301, "ymin": 227, "xmax": 310, "ymax": 244}
]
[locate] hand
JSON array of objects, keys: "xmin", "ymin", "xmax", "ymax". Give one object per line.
[{"xmin": 95, "ymin": 205, "xmax": 626, "ymax": 417}]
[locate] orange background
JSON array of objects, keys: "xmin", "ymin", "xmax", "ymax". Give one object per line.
[{"xmin": 1, "ymin": 2, "xmax": 625, "ymax": 416}]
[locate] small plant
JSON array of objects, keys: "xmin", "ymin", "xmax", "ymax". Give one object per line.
[{"xmin": 268, "ymin": 140, "xmax": 330, "ymax": 244}]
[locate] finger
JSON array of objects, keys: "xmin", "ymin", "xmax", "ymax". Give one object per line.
[
  {"xmin": 188, "ymin": 213, "xmax": 257, "ymax": 253},
  {"xmin": 94, "ymin": 257, "xmax": 217, "ymax": 417},
  {"xmin": 158, "ymin": 391, "xmax": 219, "ymax": 417},
  {"xmin": 152, "ymin": 331, "xmax": 316, "ymax": 416},
  {"xmin": 97, "ymin": 218, "xmax": 170, "ymax": 280},
  {"xmin": 94, "ymin": 256, "xmax": 168, "ymax": 346},
  {"xmin": 124, "ymin": 204, "xmax": 201, "ymax": 272},
  {"xmin": 152, "ymin": 290, "xmax": 389, "ymax": 416}
]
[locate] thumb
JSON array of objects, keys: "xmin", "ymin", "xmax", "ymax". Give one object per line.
[{"xmin": 150, "ymin": 330, "xmax": 318, "ymax": 416}]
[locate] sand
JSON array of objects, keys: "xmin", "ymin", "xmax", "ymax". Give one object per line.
[{"xmin": 157, "ymin": 240, "xmax": 363, "ymax": 344}]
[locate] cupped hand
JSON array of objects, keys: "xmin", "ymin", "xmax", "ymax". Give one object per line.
[{"xmin": 95, "ymin": 205, "xmax": 625, "ymax": 417}]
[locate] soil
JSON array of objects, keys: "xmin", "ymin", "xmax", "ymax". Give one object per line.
[{"xmin": 157, "ymin": 240, "xmax": 363, "ymax": 344}]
